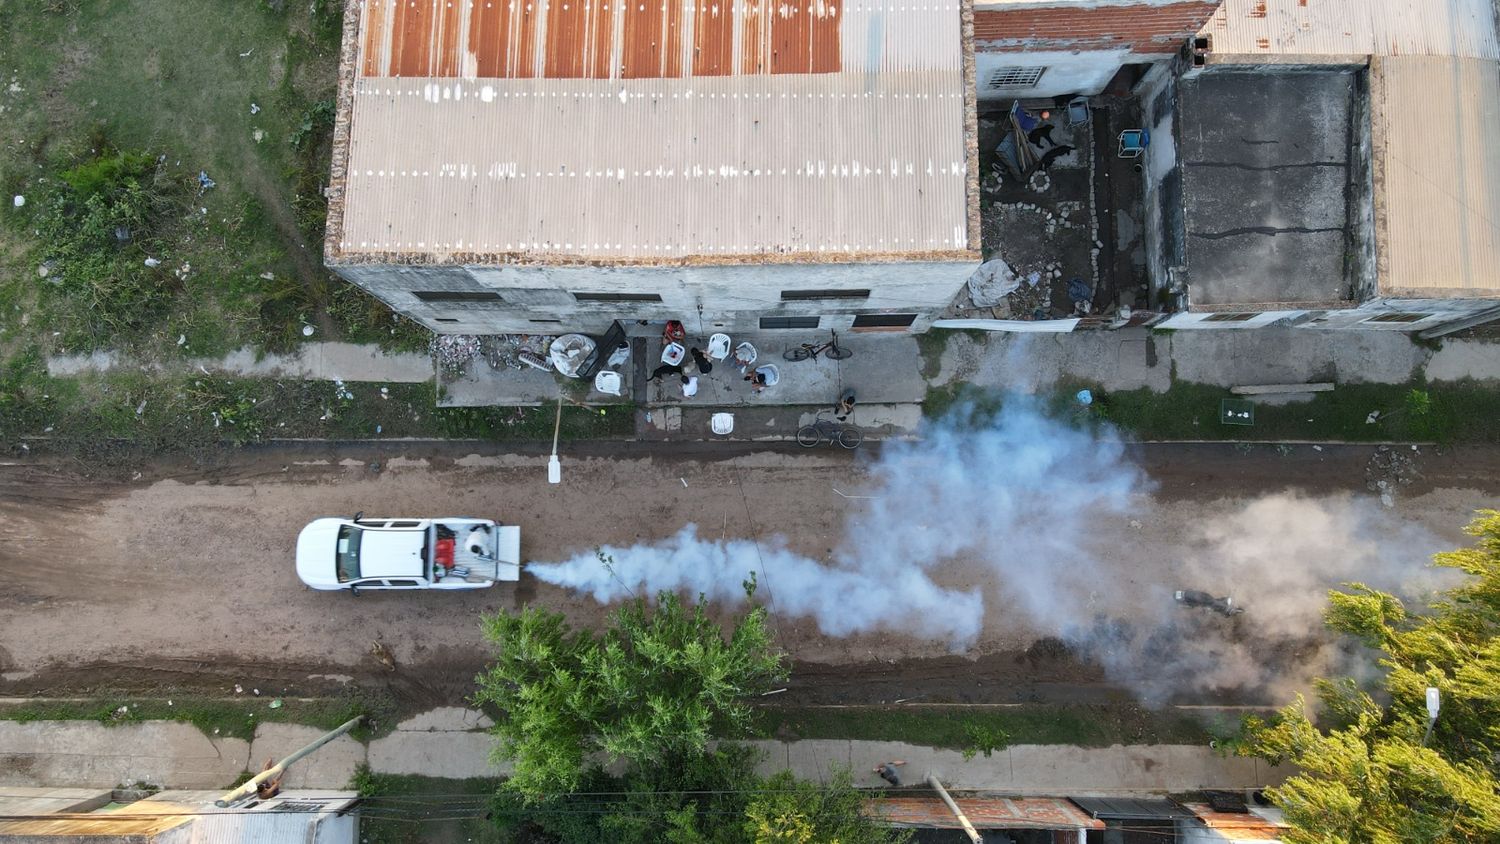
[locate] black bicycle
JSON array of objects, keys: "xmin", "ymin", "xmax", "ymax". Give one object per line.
[
  {"xmin": 784, "ymin": 332, "xmax": 853, "ymax": 362},
  {"xmin": 796, "ymin": 412, "xmax": 863, "ymax": 449}
]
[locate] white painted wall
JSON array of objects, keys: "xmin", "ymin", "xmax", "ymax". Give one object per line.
[
  {"xmin": 1297, "ymin": 298, "xmax": 1500, "ymax": 331},
  {"xmin": 334, "ymin": 261, "xmax": 977, "ymax": 335},
  {"xmin": 976, "ymin": 49, "xmax": 1132, "ymax": 100},
  {"xmin": 1159, "ymin": 310, "xmax": 1307, "ymax": 329}
]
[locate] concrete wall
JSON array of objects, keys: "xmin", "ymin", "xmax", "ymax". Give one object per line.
[
  {"xmin": 331, "ymin": 261, "xmax": 977, "ymax": 335},
  {"xmin": 1135, "ymin": 61, "xmax": 1187, "ymax": 304}
]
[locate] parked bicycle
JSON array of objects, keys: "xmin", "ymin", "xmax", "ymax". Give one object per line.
[
  {"xmin": 784, "ymin": 332, "xmax": 853, "ymax": 362},
  {"xmin": 796, "ymin": 411, "xmax": 863, "ymax": 449}
]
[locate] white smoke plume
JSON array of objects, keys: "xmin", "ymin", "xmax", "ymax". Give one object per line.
[
  {"xmin": 530, "ymin": 401, "xmax": 1146, "ymax": 648},
  {"xmin": 529, "ymin": 399, "xmax": 1452, "ymax": 703}
]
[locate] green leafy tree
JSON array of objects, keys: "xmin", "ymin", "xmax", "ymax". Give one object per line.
[
  {"xmin": 743, "ymin": 770, "xmax": 911, "ymax": 844},
  {"xmin": 1238, "ymin": 511, "xmax": 1500, "ymax": 843},
  {"xmin": 474, "ymin": 581, "xmax": 788, "ymax": 798}
]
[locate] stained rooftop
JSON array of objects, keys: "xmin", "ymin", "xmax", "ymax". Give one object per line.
[
  {"xmin": 1200, "ymin": 0, "xmax": 1500, "ymax": 60},
  {"xmin": 868, "ymin": 796, "xmax": 1106, "ymax": 831},
  {"xmin": 329, "ymin": 0, "xmax": 977, "ymax": 263}
]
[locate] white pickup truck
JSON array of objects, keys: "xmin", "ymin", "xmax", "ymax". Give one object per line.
[{"xmin": 296, "ymin": 515, "xmax": 521, "ymax": 594}]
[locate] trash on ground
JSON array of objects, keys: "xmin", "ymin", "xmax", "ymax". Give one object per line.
[
  {"xmin": 548, "ymin": 334, "xmax": 595, "ymax": 377},
  {"xmin": 1075, "ymin": 389, "xmax": 1093, "ymax": 406},
  {"xmin": 302, "ymin": 324, "xmax": 315, "ymax": 336},
  {"xmin": 966, "ymin": 258, "xmax": 1019, "ymax": 307},
  {"xmin": 12, "ymin": 195, "xmax": 23, "ymax": 208},
  {"xmin": 250, "ymin": 103, "xmax": 260, "ymax": 114},
  {"xmin": 197, "ymin": 171, "xmax": 216, "ymax": 192},
  {"xmin": 144, "ymin": 257, "xmax": 161, "ymax": 268},
  {"xmin": 432, "ymin": 334, "xmax": 482, "ymax": 376}
]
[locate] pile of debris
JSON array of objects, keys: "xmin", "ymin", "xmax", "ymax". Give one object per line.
[
  {"xmin": 1365, "ymin": 444, "xmax": 1421, "ymax": 508},
  {"xmin": 431, "ymin": 334, "xmax": 482, "ymax": 377},
  {"xmin": 480, "ymin": 334, "xmax": 555, "ymax": 371}
]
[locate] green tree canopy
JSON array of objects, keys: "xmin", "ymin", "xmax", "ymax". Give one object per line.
[
  {"xmin": 1239, "ymin": 510, "xmax": 1500, "ymax": 843},
  {"xmin": 474, "ymin": 583, "xmax": 788, "ymax": 798}
]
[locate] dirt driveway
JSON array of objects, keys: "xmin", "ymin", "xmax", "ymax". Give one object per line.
[{"xmin": 1, "ymin": 441, "xmax": 1496, "ymax": 706}]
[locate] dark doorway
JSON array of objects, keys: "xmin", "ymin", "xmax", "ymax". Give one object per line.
[{"xmin": 1104, "ymin": 62, "xmax": 1153, "ymax": 97}]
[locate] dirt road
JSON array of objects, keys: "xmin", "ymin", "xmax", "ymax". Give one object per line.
[{"xmin": 1, "ymin": 441, "xmax": 1496, "ymax": 706}]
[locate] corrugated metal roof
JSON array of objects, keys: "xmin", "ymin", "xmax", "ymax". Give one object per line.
[
  {"xmin": 1181, "ymin": 802, "xmax": 1285, "ymax": 841},
  {"xmin": 359, "ymin": 0, "xmax": 863, "ymax": 78},
  {"xmin": 1071, "ymin": 795, "xmax": 1194, "ymax": 819},
  {"xmin": 868, "ymin": 796, "xmax": 1106, "ymax": 830},
  {"xmin": 1371, "ymin": 55, "xmax": 1500, "ymax": 297},
  {"xmin": 338, "ymin": 0, "xmax": 972, "ymax": 260},
  {"xmin": 1200, "ymin": 0, "xmax": 1500, "ymax": 59}
]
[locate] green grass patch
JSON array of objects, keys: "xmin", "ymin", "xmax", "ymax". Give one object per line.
[
  {"xmin": 0, "ymin": 0, "xmax": 399, "ymax": 360},
  {"xmin": 351, "ymin": 768, "xmax": 506, "ymax": 844},
  {"xmin": 0, "ymin": 689, "xmax": 397, "ymax": 743},
  {"xmin": 0, "ymin": 351, "xmax": 634, "ymax": 462},
  {"xmin": 757, "ymin": 704, "xmax": 1222, "ymax": 749},
  {"xmin": 924, "ymin": 379, "xmax": 1500, "ymax": 443}
]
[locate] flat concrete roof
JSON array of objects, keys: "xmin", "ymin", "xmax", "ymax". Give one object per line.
[
  {"xmin": 1178, "ymin": 70, "xmax": 1357, "ymax": 308},
  {"xmin": 327, "ymin": 0, "xmax": 980, "ymax": 265}
]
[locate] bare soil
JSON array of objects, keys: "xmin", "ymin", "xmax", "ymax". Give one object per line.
[{"xmin": 1, "ymin": 442, "xmax": 1495, "ymax": 710}]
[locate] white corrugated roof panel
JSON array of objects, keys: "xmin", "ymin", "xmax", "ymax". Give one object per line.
[
  {"xmin": 1201, "ymin": 0, "xmax": 1500, "ymax": 59},
  {"xmin": 334, "ymin": 0, "xmax": 974, "ymax": 262},
  {"xmin": 1371, "ymin": 56, "xmax": 1500, "ymax": 297}
]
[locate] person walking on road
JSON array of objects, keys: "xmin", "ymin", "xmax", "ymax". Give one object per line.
[{"xmin": 874, "ymin": 759, "xmax": 907, "ymax": 786}]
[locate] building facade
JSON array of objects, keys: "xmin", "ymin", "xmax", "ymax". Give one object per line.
[
  {"xmin": 325, "ymin": 0, "xmax": 983, "ymax": 336},
  {"xmin": 973, "ymin": 0, "xmax": 1222, "ymax": 102}
]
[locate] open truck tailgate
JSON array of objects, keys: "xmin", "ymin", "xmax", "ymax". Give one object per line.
[{"xmin": 492, "ymin": 525, "xmax": 522, "ymax": 582}]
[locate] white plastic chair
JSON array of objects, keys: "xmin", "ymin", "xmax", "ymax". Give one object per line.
[
  {"xmin": 753, "ymin": 364, "xmax": 780, "ymax": 388},
  {"xmin": 707, "ymin": 333, "xmax": 732, "ymax": 360},
  {"xmin": 593, "ymin": 370, "xmax": 623, "ymax": 396},
  {"xmin": 661, "ymin": 342, "xmax": 686, "ymax": 366},
  {"xmin": 732, "ymin": 342, "xmax": 758, "ymax": 371},
  {"xmin": 711, "ymin": 413, "xmax": 735, "ymax": 435}
]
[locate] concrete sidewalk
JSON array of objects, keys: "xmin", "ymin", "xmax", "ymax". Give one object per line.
[
  {"xmin": 43, "ymin": 328, "xmax": 1500, "ymax": 413},
  {"xmin": 936, "ymin": 328, "xmax": 1500, "ymax": 394},
  {"xmin": 0, "ymin": 709, "xmax": 1285, "ymax": 795},
  {"xmin": 47, "ymin": 343, "xmax": 434, "ymax": 383}
]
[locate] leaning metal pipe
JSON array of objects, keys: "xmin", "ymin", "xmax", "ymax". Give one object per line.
[
  {"xmin": 926, "ymin": 774, "xmax": 982, "ymax": 844},
  {"xmin": 215, "ymin": 715, "xmax": 363, "ymax": 807}
]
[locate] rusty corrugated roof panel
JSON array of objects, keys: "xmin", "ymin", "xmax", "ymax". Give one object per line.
[
  {"xmin": 1181, "ymin": 803, "xmax": 1285, "ymax": 841},
  {"xmin": 868, "ymin": 796, "xmax": 1106, "ymax": 830},
  {"xmin": 1200, "ymin": 0, "xmax": 1500, "ymax": 59},
  {"xmin": 336, "ymin": 0, "xmax": 973, "ymax": 261},
  {"xmin": 359, "ymin": 0, "xmax": 852, "ymax": 79}
]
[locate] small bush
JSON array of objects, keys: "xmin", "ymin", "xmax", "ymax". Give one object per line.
[{"xmin": 33, "ymin": 149, "xmax": 192, "ymax": 341}]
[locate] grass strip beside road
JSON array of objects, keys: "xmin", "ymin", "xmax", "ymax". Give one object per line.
[
  {"xmin": 0, "ymin": 349, "xmax": 633, "ymax": 463},
  {"xmin": 756, "ymin": 704, "xmax": 1235, "ymax": 750},
  {"xmin": 0, "ymin": 691, "xmax": 397, "ymax": 743}
]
